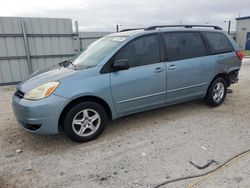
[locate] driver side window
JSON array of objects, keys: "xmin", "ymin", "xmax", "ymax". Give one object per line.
[{"xmin": 115, "ymin": 35, "xmax": 161, "ymax": 68}]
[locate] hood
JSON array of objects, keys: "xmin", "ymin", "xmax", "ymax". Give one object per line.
[{"xmin": 17, "ymin": 66, "xmax": 76, "ymax": 93}]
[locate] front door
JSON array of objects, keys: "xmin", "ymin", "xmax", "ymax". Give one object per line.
[{"xmin": 110, "ymin": 34, "xmax": 166, "ymax": 115}]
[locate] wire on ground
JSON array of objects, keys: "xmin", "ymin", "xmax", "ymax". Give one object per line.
[{"xmin": 153, "ymin": 149, "xmax": 250, "ymax": 188}]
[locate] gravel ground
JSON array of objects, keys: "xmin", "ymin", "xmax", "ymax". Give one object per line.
[{"xmin": 0, "ymin": 58, "xmax": 250, "ymax": 188}]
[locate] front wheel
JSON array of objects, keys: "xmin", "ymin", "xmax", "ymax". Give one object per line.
[
  {"xmin": 205, "ymin": 77, "xmax": 227, "ymax": 107},
  {"xmin": 63, "ymin": 102, "xmax": 107, "ymax": 142}
]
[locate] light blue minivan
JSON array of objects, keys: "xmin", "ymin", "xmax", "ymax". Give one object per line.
[{"xmin": 12, "ymin": 25, "xmax": 242, "ymax": 142}]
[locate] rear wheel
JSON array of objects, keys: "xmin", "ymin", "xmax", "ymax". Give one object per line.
[
  {"xmin": 63, "ymin": 102, "xmax": 107, "ymax": 142},
  {"xmin": 205, "ymin": 77, "xmax": 227, "ymax": 106}
]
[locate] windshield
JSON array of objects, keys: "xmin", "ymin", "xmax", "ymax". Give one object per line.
[{"xmin": 73, "ymin": 36, "xmax": 127, "ymax": 67}]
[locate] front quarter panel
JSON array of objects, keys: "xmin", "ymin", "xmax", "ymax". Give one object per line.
[{"xmin": 53, "ymin": 67, "xmax": 117, "ymax": 119}]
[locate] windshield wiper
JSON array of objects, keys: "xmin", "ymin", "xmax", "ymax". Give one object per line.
[{"xmin": 59, "ymin": 60, "xmax": 76, "ymax": 68}]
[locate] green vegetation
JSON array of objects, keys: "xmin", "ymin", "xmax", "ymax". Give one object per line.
[{"xmin": 242, "ymin": 50, "xmax": 250, "ymax": 56}]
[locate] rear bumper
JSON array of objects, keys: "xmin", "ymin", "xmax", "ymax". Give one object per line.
[
  {"xmin": 12, "ymin": 93, "xmax": 68, "ymax": 134},
  {"xmin": 229, "ymin": 70, "xmax": 240, "ymax": 84}
]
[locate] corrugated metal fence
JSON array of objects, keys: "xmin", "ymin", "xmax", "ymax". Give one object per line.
[
  {"xmin": 0, "ymin": 17, "xmax": 75, "ymax": 85},
  {"xmin": 78, "ymin": 32, "xmax": 111, "ymax": 50},
  {"xmin": 0, "ymin": 17, "xmax": 112, "ymax": 85}
]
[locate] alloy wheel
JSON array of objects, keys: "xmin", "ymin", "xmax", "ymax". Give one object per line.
[{"xmin": 72, "ymin": 109, "xmax": 101, "ymax": 137}]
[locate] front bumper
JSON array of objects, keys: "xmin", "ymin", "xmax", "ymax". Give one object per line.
[{"xmin": 12, "ymin": 93, "xmax": 68, "ymax": 134}]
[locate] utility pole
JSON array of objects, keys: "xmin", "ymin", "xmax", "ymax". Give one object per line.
[
  {"xmin": 224, "ymin": 20, "xmax": 231, "ymax": 35},
  {"xmin": 116, "ymin": 24, "xmax": 119, "ymax": 32},
  {"xmin": 227, "ymin": 20, "xmax": 231, "ymax": 35}
]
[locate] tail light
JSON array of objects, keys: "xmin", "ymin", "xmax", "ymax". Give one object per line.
[{"xmin": 236, "ymin": 51, "xmax": 243, "ymax": 60}]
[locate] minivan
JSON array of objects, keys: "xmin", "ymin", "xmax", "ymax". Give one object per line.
[{"xmin": 12, "ymin": 25, "xmax": 243, "ymax": 142}]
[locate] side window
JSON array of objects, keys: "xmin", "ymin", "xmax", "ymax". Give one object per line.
[
  {"xmin": 163, "ymin": 32, "xmax": 207, "ymax": 61},
  {"xmin": 204, "ymin": 32, "xmax": 234, "ymax": 54},
  {"xmin": 115, "ymin": 35, "xmax": 161, "ymax": 67}
]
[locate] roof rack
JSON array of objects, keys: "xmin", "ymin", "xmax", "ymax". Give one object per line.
[
  {"xmin": 144, "ymin": 25, "xmax": 223, "ymax": 31},
  {"xmin": 119, "ymin": 28, "xmax": 144, "ymax": 32}
]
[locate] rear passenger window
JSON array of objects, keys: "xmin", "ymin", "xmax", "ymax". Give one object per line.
[
  {"xmin": 163, "ymin": 32, "xmax": 207, "ymax": 61},
  {"xmin": 204, "ymin": 32, "xmax": 234, "ymax": 54},
  {"xmin": 115, "ymin": 35, "xmax": 160, "ymax": 67}
]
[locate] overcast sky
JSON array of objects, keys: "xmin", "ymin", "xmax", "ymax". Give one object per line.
[{"xmin": 1, "ymin": 0, "xmax": 250, "ymax": 32}]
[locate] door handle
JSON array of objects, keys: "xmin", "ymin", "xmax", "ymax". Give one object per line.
[
  {"xmin": 168, "ymin": 64, "xmax": 176, "ymax": 70},
  {"xmin": 154, "ymin": 67, "xmax": 165, "ymax": 73}
]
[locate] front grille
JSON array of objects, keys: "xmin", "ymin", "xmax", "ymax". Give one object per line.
[{"xmin": 15, "ymin": 90, "xmax": 25, "ymax": 99}]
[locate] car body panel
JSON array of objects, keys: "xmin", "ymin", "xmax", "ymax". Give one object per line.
[
  {"xmin": 53, "ymin": 66, "xmax": 118, "ymax": 119},
  {"xmin": 17, "ymin": 66, "xmax": 75, "ymax": 93},
  {"xmin": 12, "ymin": 93, "xmax": 68, "ymax": 134},
  {"xmin": 110, "ymin": 62, "xmax": 166, "ymax": 115},
  {"xmin": 165, "ymin": 55, "xmax": 213, "ymax": 104}
]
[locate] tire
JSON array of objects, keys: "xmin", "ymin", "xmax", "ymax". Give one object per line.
[
  {"xmin": 205, "ymin": 77, "xmax": 227, "ymax": 107},
  {"xmin": 63, "ymin": 102, "xmax": 107, "ymax": 142}
]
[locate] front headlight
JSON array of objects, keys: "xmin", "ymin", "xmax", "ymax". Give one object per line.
[{"xmin": 24, "ymin": 82, "xmax": 60, "ymax": 100}]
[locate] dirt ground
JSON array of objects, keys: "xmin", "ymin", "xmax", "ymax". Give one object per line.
[{"xmin": 0, "ymin": 59, "xmax": 250, "ymax": 188}]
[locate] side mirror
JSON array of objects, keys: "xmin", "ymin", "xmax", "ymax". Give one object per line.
[{"xmin": 112, "ymin": 59, "xmax": 129, "ymax": 71}]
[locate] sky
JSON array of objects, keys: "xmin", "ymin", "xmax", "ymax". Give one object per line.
[{"xmin": 1, "ymin": 0, "xmax": 250, "ymax": 32}]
